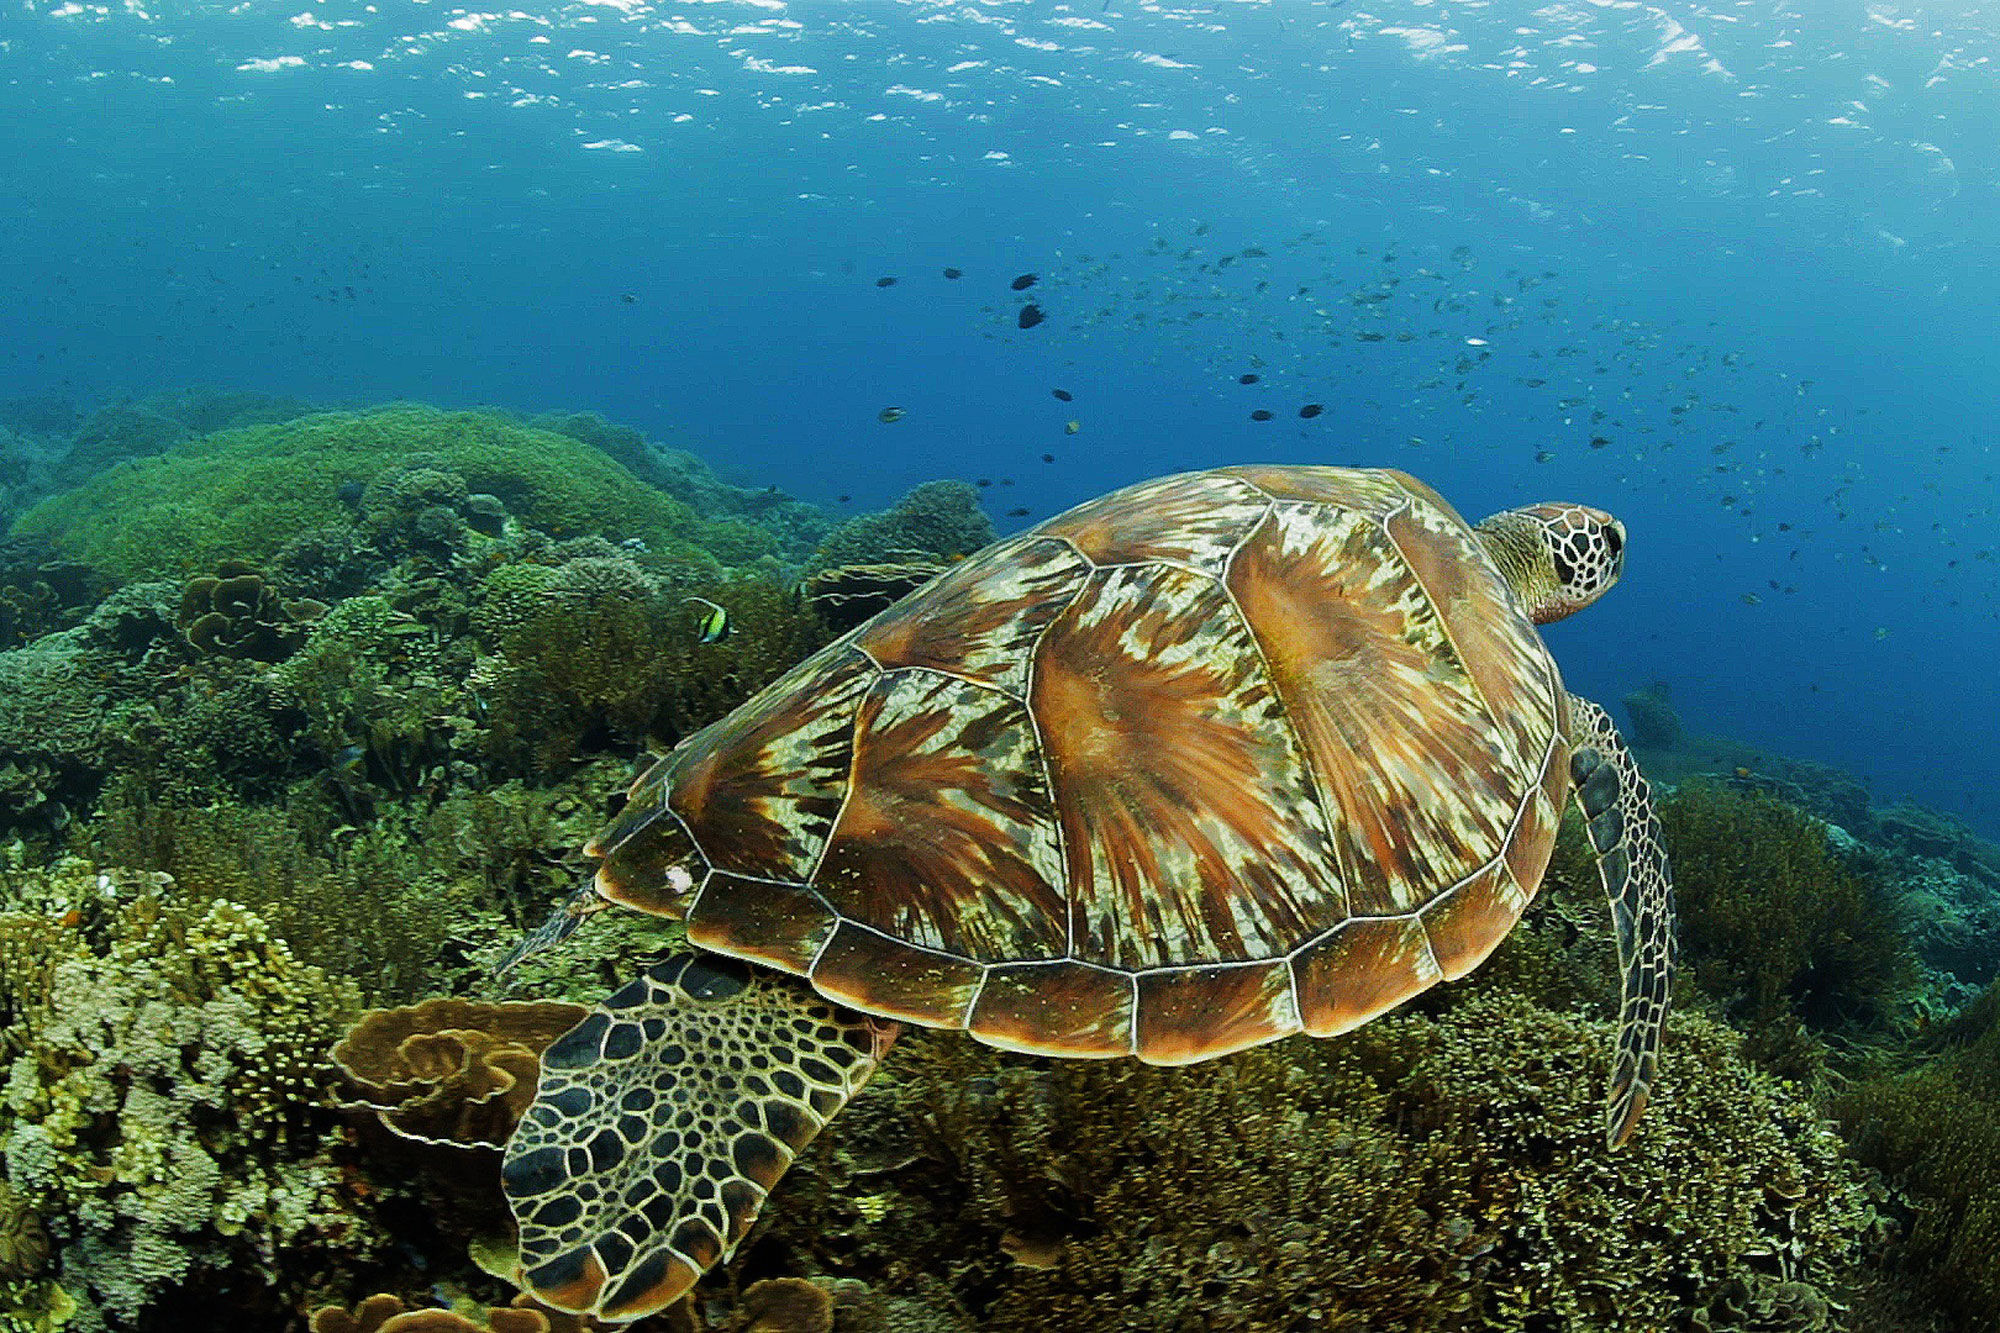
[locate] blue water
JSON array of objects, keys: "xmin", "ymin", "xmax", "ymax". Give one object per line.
[{"xmin": 2, "ymin": 0, "xmax": 1996, "ymax": 834}]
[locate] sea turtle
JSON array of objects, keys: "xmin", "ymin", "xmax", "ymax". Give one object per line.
[{"xmin": 501, "ymin": 465, "xmax": 1676, "ymax": 1321}]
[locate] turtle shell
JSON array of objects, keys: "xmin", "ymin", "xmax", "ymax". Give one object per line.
[{"xmin": 587, "ymin": 466, "xmax": 1570, "ymax": 1065}]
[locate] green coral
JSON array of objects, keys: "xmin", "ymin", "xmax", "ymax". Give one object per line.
[
  {"xmin": 1661, "ymin": 782, "xmax": 1918, "ymax": 1077},
  {"xmin": 762, "ymin": 990, "xmax": 1874, "ymax": 1332},
  {"xmin": 481, "ymin": 575, "xmax": 827, "ymax": 771},
  {"xmin": 0, "ymin": 887, "xmax": 376, "ymax": 1330},
  {"xmin": 268, "ymin": 593, "xmax": 462, "ymax": 790},
  {"xmin": 13, "ymin": 406, "xmax": 707, "ymax": 581},
  {"xmin": 0, "ymin": 584, "xmax": 183, "ymax": 836},
  {"xmin": 808, "ymin": 480, "xmax": 995, "ymax": 572},
  {"xmin": 1835, "ymin": 980, "xmax": 2000, "ymax": 1328}
]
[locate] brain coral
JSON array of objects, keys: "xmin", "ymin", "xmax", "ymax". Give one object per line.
[{"xmin": 13, "ymin": 406, "xmax": 704, "ymax": 581}]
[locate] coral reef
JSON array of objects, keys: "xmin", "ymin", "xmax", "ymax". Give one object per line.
[
  {"xmin": 1835, "ymin": 980, "xmax": 2000, "ymax": 1328},
  {"xmin": 733, "ymin": 988, "xmax": 1877, "ymax": 1333},
  {"xmin": 530, "ymin": 413, "xmax": 832, "ymax": 565},
  {"xmin": 12, "ymin": 407, "xmax": 717, "ymax": 580},
  {"xmin": 332, "ymin": 998, "xmax": 590, "ymax": 1148},
  {"xmin": 479, "ymin": 575, "xmax": 828, "ymax": 770},
  {"xmin": 798, "ymin": 560, "xmax": 945, "ymax": 633},
  {"xmin": 0, "ymin": 882, "xmax": 375, "ymax": 1331},
  {"xmin": 178, "ymin": 562, "xmax": 328, "ymax": 661},
  {"xmin": 52, "ymin": 406, "xmax": 187, "ymax": 491},
  {"xmin": 0, "ymin": 582, "xmax": 183, "ymax": 836},
  {"xmin": 1660, "ymin": 782, "xmax": 1918, "ymax": 1078},
  {"xmin": 1619, "ymin": 679, "xmax": 1681, "ymax": 750},
  {"xmin": 807, "ymin": 481, "xmax": 995, "ymax": 573}
]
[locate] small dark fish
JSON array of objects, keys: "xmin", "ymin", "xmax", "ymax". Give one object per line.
[
  {"xmin": 1249, "ymin": 409, "xmax": 1274, "ymax": 422},
  {"xmin": 878, "ymin": 406, "xmax": 906, "ymax": 424},
  {"xmin": 1051, "ymin": 388, "xmax": 1073, "ymax": 402},
  {"xmin": 1535, "ymin": 449, "xmax": 1556, "ymax": 463},
  {"xmin": 1238, "ymin": 373, "xmax": 1260, "ymax": 385},
  {"xmin": 977, "ymin": 478, "xmax": 993, "ymax": 488},
  {"xmin": 1006, "ymin": 507, "xmax": 1031, "ymax": 517},
  {"xmin": 621, "ymin": 293, "xmax": 637, "ymax": 304},
  {"xmin": 1589, "ymin": 435, "xmax": 1611, "ymax": 449},
  {"xmin": 1011, "ymin": 273, "xmax": 1038, "ymax": 291},
  {"xmin": 1017, "ymin": 304, "xmax": 1045, "ymax": 329},
  {"xmin": 943, "ymin": 267, "xmax": 963, "ymax": 279},
  {"xmin": 1298, "ymin": 404, "xmax": 1323, "ymax": 419},
  {"xmin": 1041, "ymin": 453, "xmax": 1055, "ymax": 463},
  {"xmin": 683, "ymin": 596, "xmax": 731, "ymax": 644},
  {"xmin": 876, "ymin": 276, "xmax": 897, "ymax": 288},
  {"xmin": 838, "ymin": 494, "xmax": 852, "ymax": 503}
]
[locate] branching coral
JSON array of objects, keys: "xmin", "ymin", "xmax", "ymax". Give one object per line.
[
  {"xmin": 747, "ymin": 990, "xmax": 1875, "ymax": 1333},
  {"xmin": 0, "ymin": 888, "xmax": 376, "ymax": 1329},
  {"xmin": 1661, "ymin": 783, "xmax": 1919, "ymax": 1074},
  {"xmin": 480, "ymin": 576, "xmax": 827, "ymax": 771},
  {"xmin": 1834, "ymin": 979, "xmax": 2000, "ymax": 1327},
  {"xmin": 87, "ymin": 794, "xmax": 453, "ymax": 1004}
]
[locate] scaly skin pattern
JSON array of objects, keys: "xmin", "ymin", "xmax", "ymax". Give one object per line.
[{"xmin": 1565, "ymin": 692, "xmax": 1677, "ymax": 1148}]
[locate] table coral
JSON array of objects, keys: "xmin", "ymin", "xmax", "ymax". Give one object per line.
[{"xmin": 332, "ymin": 998, "xmax": 589, "ymax": 1148}]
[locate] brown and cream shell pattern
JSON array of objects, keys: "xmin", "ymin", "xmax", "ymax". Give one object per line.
[{"xmin": 588, "ymin": 466, "xmax": 1570, "ymax": 1067}]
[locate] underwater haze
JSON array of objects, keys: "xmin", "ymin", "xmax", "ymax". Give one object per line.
[{"xmin": 2, "ymin": 0, "xmax": 1997, "ymax": 834}]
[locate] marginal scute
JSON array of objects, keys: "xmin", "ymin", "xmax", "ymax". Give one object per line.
[
  {"xmin": 1504, "ymin": 744, "xmax": 1568, "ymax": 896},
  {"xmin": 1132, "ymin": 960, "xmax": 1299, "ymax": 1064},
  {"xmin": 1418, "ymin": 860, "xmax": 1530, "ymax": 981},
  {"xmin": 1036, "ymin": 470, "xmax": 1269, "ymax": 576},
  {"xmin": 1291, "ymin": 917, "xmax": 1443, "ymax": 1038},
  {"xmin": 593, "ymin": 814, "xmax": 703, "ymax": 918},
  {"xmin": 967, "ymin": 959, "xmax": 1134, "ymax": 1058},
  {"xmin": 685, "ymin": 873, "xmax": 838, "ymax": 976},
  {"xmin": 807, "ymin": 920, "xmax": 985, "ymax": 1027}
]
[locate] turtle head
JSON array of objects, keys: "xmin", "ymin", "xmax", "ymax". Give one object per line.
[{"xmin": 1475, "ymin": 502, "xmax": 1626, "ymax": 625}]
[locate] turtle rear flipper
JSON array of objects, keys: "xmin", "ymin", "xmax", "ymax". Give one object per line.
[
  {"xmin": 1566, "ymin": 693, "xmax": 1677, "ymax": 1150},
  {"xmin": 504, "ymin": 955, "xmax": 897, "ymax": 1320}
]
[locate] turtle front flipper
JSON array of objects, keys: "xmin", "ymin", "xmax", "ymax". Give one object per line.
[
  {"xmin": 503, "ymin": 955, "xmax": 897, "ymax": 1321},
  {"xmin": 1565, "ymin": 693, "xmax": 1677, "ymax": 1150}
]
